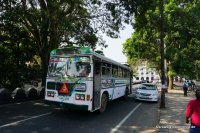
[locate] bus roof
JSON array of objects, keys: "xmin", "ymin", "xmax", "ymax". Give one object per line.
[{"xmin": 50, "ymin": 47, "xmax": 132, "ymax": 71}]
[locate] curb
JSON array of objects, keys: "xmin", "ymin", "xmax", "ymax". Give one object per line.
[{"xmin": 158, "ymin": 92, "xmax": 169, "ymax": 133}]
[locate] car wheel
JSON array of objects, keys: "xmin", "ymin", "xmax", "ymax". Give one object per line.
[
  {"xmin": 154, "ymin": 98, "xmax": 159, "ymax": 103},
  {"xmin": 135, "ymin": 99, "xmax": 139, "ymax": 102}
]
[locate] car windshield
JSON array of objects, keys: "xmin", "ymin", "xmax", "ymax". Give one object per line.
[
  {"xmin": 47, "ymin": 56, "xmax": 91, "ymax": 78},
  {"xmin": 139, "ymin": 84, "xmax": 156, "ymax": 90}
]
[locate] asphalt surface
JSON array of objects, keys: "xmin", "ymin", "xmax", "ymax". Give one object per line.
[{"xmin": 0, "ymin": 93, "xmax": 159, "ymax": 133}]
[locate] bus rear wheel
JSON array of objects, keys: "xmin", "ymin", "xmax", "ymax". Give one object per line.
[
  {"xmin": 98, "ymin": 93, "xmax": 108, "ymax": 113},
  {"xmin": 122, "ymin": 88, "xmax": 129, "ymax": 100}
]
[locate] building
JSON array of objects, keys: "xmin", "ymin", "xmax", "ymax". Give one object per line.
[{"xmin": 133, "ymin": 63, "xmax": 160, "ymax": 83}]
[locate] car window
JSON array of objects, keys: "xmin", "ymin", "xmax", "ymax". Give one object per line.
[
  {"xmin": 139, "ymin": 87, "xmax": 148, "ymax": 90},
  {"xmin": 139, "ymin": 84, "xmax": 157, "ymax": 90}
]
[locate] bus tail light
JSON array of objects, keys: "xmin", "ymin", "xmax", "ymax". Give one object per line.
[
  {"xmin": 47, "ymin": 91, "xmax": 54, "ymax": 97},
  {"xmin": 86, "ymin": 95, "xmax": 90, "ymax": 101},
  {"xmin": 75, "ymin": 94, "xmax": 85, "ymax": 100},
  {"xmin": 75, "ymin": 94, "xmax": 80, "ymax": 100}
]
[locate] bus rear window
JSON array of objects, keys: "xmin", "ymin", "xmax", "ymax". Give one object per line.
[{"xmin": 48, "ymin": 57, "xmax": 91, "ymax": 78}]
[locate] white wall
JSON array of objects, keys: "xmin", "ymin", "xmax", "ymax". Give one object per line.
[{"xmin": 133, "ymin": 64, "xmax": 160, "ymax": 82}]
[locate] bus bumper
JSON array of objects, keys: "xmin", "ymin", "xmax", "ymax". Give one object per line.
[{"xmin": 45, "ymin": 100, "xmax": 89, "ymax": 111}]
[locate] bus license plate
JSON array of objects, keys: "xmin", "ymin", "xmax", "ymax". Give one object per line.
[{"xmin": 58, "ymin": 96, "xmax": 69, "ymax": 101}]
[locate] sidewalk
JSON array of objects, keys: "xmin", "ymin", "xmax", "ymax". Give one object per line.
[{"xmin": 158, "ymin": 89, "xmax": 195, "ymax": 133}]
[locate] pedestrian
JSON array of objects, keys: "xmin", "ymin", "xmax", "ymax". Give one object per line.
[
  {"xmin": 183, "ymin": 83, "xmax": 188, "ymax": 96},
  {"xmin": 185, "ymin": 89, "xmax": 200, "ymax": 133},
  {"xmin": 188, "ymin": 81, "xmax": 192, "ymax": 92},
  {"xmin": 191, "ymin": 81, "xmax": 196, "ymax": 91}
]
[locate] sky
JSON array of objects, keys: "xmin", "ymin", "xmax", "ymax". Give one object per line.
[{"xmin": 97, "ymin": 24, "xmax": 133, "ymax": 64}]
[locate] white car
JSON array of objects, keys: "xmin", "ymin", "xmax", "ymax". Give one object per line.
[{"xmin": 135, "ymin": 83, "xmax": 159, "ymax": 102}]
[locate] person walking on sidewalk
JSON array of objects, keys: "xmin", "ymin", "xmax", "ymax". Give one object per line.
[
  {"xmin": 185, "ymin": 89, "xmax": 200, "ymax": 133},
  {"xmin": 183, "ymin": 83, "xmax": 188, "ymax": 96}
]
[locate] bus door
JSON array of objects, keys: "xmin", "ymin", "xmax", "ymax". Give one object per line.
[{"xmin": 93, "ymin": 60, "xmax": 101, "ymax": 110}]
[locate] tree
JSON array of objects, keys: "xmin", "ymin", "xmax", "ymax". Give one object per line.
[
  {"xmin": 0, "ymin": 2, "xmax": 39, "ymax": 89},
  {"xmin": 123, "ymin": 0, "xmax": 200, "ymax": 90},
  {"xmin": 95, "ymin": 50, "xmax": 104, "ymax": 56},
  {"xmin": 123, "ymin": 0, "xmax": 161, "ymax": 75},
  {"xmin": 0, "ymin": 0, "xmax": 142, "ymax": 87},
  {"xmin": 164, "ymin": 0, "xmax": 200, "ymax": 84}
]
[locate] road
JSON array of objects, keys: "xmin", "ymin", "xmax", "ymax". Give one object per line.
[{"xmin": 0, "ymin": 93, "xmax": 159, "ymax": 133}]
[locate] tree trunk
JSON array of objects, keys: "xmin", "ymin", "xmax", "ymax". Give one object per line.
[
  {"xmin": 159, "ymin": 0, "xmax": 165, "ymax": 109},
  {"xmin": 40, "ymin": 49, "xmax": 50, "ymax": 87},
  {"xmin": 168, "ymin": 75, "xmax": 174, "ymax": 90}
]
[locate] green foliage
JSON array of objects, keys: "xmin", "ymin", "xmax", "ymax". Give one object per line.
[
  {"xmin": 123, "ymin": 0, "xmax": 200, "ymax": 80},
  {"xmin": 168, "ymin": 64, "xmax": 176, "ymax": 77},
  {"xmin": 0, "ymin": 5, "xmax": 41, "ymax": 89},
  {"xmin": 0, "ymin": 0, "xmax": 141, "ymax": 87},
  {"xmin": 95, "ymin": 50, "xmax": 104, "ymax": 56},
  {"xmin": 123, "ymin": 0, "xmax": 161, "ymax": 73}
]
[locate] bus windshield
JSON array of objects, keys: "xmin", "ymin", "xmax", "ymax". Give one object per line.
[{"xmin": 48, "ymin": 56, "xmax": 91, "ymax": 78}]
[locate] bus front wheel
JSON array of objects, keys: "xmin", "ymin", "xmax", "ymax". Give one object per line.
[{"xmin": 98, "ymin": 93, "xmax": 108, "ymax": 113}]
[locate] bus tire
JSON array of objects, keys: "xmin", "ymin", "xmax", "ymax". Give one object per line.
[
  {"xmin": 123, "ymin": 88, "xmax": 129, "ymax": 100},
  {"xmin": 98, "ymin": 93, "xmax": 108, "ymax": 113}
]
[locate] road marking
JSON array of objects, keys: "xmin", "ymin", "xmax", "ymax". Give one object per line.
[
  {"xmin": 0, "ymin": 112, "xmax": 52, "ymax": 128},
  {"xmin": 110, "ymin": 103, "xmax": 142, "ymax": 133}
]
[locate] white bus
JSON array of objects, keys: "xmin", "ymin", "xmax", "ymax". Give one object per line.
[{"xmin": 45, "ymin": 47, "xmax": 132, "ymax": 112}]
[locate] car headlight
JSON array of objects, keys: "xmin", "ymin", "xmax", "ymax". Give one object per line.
[{"xmin": 75, "ymin": 84, "xmax": 86, "ymax": 92}]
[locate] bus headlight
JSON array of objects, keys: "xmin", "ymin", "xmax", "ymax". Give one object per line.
[{"xmin": 75, "ymin": 84, "xmax": 86, "ymax": 92}]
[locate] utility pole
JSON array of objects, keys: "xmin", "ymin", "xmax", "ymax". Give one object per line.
[{"xmin": 159, "ymin": 0, "xmax": 166, "ymax": 108}]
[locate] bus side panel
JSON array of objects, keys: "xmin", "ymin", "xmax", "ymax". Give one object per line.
[
  {"xmin": 112, "ymin": 86, "xmax": 126, "ymax": 100},
  {"xmin": 112, "ymin": 79, "xmax": 130, "ymax": 100}
]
